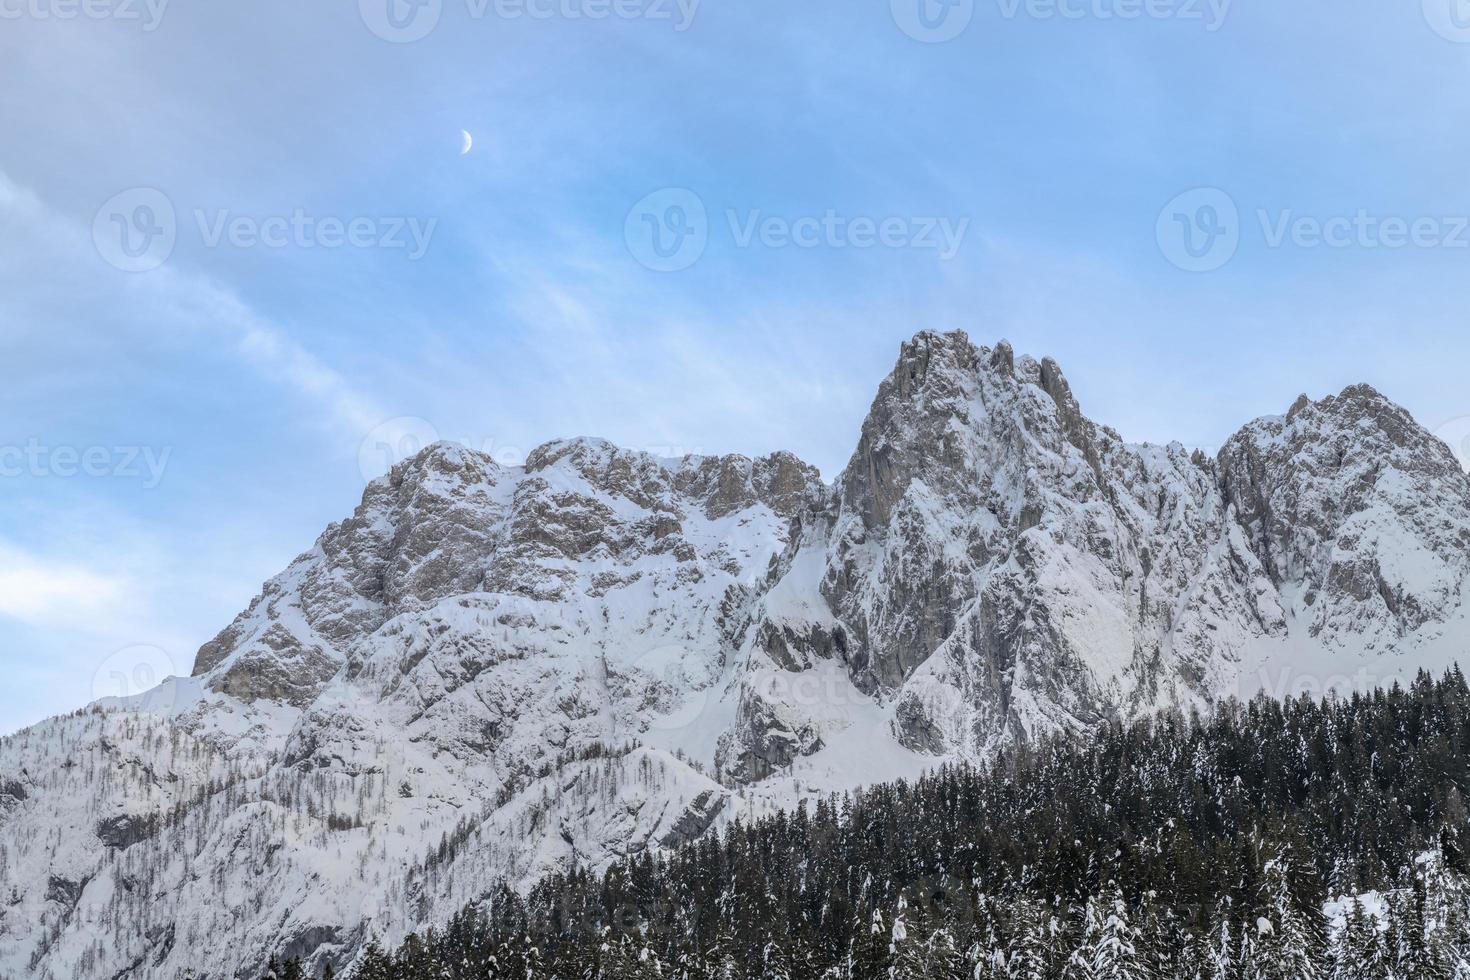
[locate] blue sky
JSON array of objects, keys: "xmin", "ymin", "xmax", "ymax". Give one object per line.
[{"xmin": 3, "ymin": 0, "xmax": 1470, "ymax": 733}]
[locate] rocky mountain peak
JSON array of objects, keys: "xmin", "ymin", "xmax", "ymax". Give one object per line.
[
  {"xmin": 1218, "ymin": 383, "xmax": 1470, "ymax": 650},
  {"xmin": 837, "ymin": 330, "xmax": 981, "ymax": 530},
  {"xmin": 13, "ymin": 331, "xmax": 1470, "ymax": 980},
  {"xmin": 836, "ymin": 330, "xmax": 1107, "ymax": 534}
]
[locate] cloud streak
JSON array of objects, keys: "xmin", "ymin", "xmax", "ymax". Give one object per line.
[
  {"xmin": 0, "ymin": 169, "xmax": 383, "ymax": 440},
  {"xmin": 0, "ymin": 541, "xmax": 130, "ymax": 626}
]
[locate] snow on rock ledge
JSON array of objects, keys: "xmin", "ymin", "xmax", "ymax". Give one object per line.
[{"xmin": 5, "ymin": 330, "xmax": 1470, "ymax": 979}]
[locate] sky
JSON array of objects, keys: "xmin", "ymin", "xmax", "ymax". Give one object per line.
[{"xmin": 2, "ymin": 0, "xmax": 1470, "ymax": 734}]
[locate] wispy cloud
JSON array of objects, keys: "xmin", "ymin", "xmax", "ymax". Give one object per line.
[
  {"xmin": 0, "ymin": 541, "xmax": 130, "ymax": 626},
  {"xmin": 6, "ymin": 0, "xmax": 1470, "ymax": 738},
  {"xmin": 0, "ymin": 170, "xmax": 387, "ymax": 732},
  {"xmin": 0, "ymin": 169, "xmax": 383, "ymax": 439}
]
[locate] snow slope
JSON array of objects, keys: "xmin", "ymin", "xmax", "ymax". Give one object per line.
[{"xmin": 4, "ymin": 330, "xmax": 1469, "ymax": 978}]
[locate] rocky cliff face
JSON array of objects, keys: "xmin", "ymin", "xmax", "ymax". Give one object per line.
[
  {"xmin": 721, "ymin": 332, "xmax": 1303, "ymax": 779},
  {"xmin": 1219, "ymin": 385, "xmax": 1470, "ymax": 653},
  {"xmin": 4, "ymin": 330, "xmax": 1469, "ymax": 980}
]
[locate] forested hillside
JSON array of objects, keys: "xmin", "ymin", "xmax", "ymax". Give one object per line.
[
  {"xmin": 21, "ymin": 334, "xmax": 1470, "ymax": 979},
  {"xmin": 252, "ymin": 669, "xmax": 1470, "ymax": 979}
]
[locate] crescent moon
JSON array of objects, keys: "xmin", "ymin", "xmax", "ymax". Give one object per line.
[{"xmin": 460, "ymin": 130, "xmax": 473, "ymax": 156}]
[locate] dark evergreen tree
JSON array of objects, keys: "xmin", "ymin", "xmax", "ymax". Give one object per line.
[
  {"xmin": 1091, "ymin": 883, "xmax": 1147, "ymax": 980},
  {"xmin": 250, "ymin": 672, "xmax": 1470, "ymax": 980},
  {"xmin": 925, "ymin": 923, "xmax": 965, "ymax": 980}
]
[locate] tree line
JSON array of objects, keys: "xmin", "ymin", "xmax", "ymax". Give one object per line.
[{"xmin": 256, "ymin": 669, "xmax": 1470, "ymax": 979}]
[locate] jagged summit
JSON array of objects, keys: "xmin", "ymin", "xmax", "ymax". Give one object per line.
[{"xmin": 7, "ymin": 330, "xmax": 1470, "ymax": 979}]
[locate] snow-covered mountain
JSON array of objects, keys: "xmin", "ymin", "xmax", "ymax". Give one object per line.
[{"xmin": 4, "ymin": 330, "xmax": 1469, "ymax": 979}]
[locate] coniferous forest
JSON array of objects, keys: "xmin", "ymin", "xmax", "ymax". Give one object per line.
[{"xmin": 256, "ymin": 670, "xmax": 1470, "ymax": 980}]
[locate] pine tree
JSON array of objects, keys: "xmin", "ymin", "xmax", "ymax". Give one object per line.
[
  {"xmin": 926, "ymin": 925, "xmax": 965, "ymax": 980},
  {"xmin": 1007, "ymin": 898, "xmax": 1049, "ymax": 980},
  {"xmin": 1206, "ymin": 908, "xmax": 1233, "ymax": 980},
  {"xmin": 1333, "ymin": 901, "xmax": 1374, "ymax": 980},
  {"xmin": 246, "ymin": 671, "xmax": 1470, "ymax": 980},
  {"xmin": 1433, "ymin": 848, "xmax": 1470, "ymax": 980},
  {"xmin": 1414, "ymin": 856, "xmax": 1455, "ymax": 980},
  {"xmin": 969, "ymin": 895, "xmax": 1007, "ymax": 980},
  {"xmin": 852, "ymin": 903, "xmax": 890, "ymax": 980},
  {"xmin": 709, "ymin": 949, "xmax": 738, "ymax": 980},
  {"xmin": 889, "ymin": 895, "xmax": 926, "ymax": 980},
  {"xmin": 354, "ymin": 941, "xmax": 395, "ymax": 980},
  {"xmin": 1091, "ymin": 883, "xmax": 1148, "ymax": 980},
  {"xmin": 1387, "ymin": 888, "xmax": 1414, "ymax": 979},
  {"xmin": 1256, "ymin": 847, "xmax": 1325, "ymax": 980},
  {"xmin": 1173, "ymin": 925, "xmax": 1206, "ymax": 980},
  {"xmin": 1237, "ymin": 922, "xmax": 1260, "ymax": 980},
  {"xmin": 1360, "ymin": 903, "xmax": 1394, "ymax": 980},
  {"xmin": 764, "ymin": 939, "xmax": 794, "ymax": 980},
  {"xmin": 631, "ymin": 941, "xmax": 661, "ymax": 980},
  {"xmin": 1063, "ymin": 894, "xmax": 1104, "ymax": 980}
]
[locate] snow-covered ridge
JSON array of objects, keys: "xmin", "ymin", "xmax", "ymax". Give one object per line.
[{"xmin": 4, "ymin": 329, "xmax": 1469, "ymax": 978}]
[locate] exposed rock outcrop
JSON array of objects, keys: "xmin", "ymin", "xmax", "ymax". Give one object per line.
[{"xmin": 6, "ymin": 330, "xmax": 1470, "ymax": 980}]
